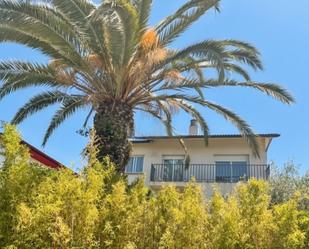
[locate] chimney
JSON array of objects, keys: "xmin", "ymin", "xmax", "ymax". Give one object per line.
[{"xmin": 189, "ymin": 119, "xmax": 198, "ymax": 135}]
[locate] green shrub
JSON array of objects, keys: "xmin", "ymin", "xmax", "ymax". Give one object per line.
[
  {"xmin": 269, "ymin": 162, "xmax": 309, "ymax": 210},
  {"xmin": 0, "ymin": 124, "xmax": 308, "ymax": 249}
]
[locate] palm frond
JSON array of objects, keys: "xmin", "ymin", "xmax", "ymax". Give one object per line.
[
  {"xmin": 174, "ymin": 99, "xmax": 209, "ymax": 146},
  {"xmin": 0, "ymin": 25, "xmax": 71, "ymax": 62},
  {"xmin": 226, "ymin": 49, "xmax": 263, "ymax": 70},
  {"xmin": 42, "ymin": 96, "xmax": 87, "ymax": 146},
  {"xmin": 155, "ymin": 100, "xmax": 175, "ymax": 136},
  {"xmin": 145, "ymin": 94, "xmax": 260, "ymax": 157},
  {"xmin": 133, "ymin": 0, "xmax": 152, "ymax": 32},
  {"xmin": 51, "ymin": 0, "xmax": 95, "ymax": 27},
  {"xmin": 205, "ymin": 79, "xmax": 295, "ymax": 104},
  {"xmin": 196, "ymin": 99, "xmax": 261, "ymax": 158},
  {"xmin": 177, "ymin": 60, "xmax": 251, "ymax": 80},
  {"xmin": 156, "ymin": 0, "xmax": 220, "ymax": 45},
  {"xmin": 92, "ymin": 1, "xmax": 138, "ymax": 68},
  {"xmin": 136, "ymin": 102, "xmax": 190, "ymax": 166},
  {"xmin": 161, "ymin": 56, "xmax": 250, "ymax": 82},
  {"xmin": 101, "ymin": 16, "xmax": 124, "ymax": 70},
  {"xmin": 221, "ymin": 63, "xmax": 251, "ymax": 81},
  {"xmin": 156, "ymin": 39, "xmax": 263, "ymax": 84},
  {"xmin": 155, "ymin": 77, "xmax": 294, "ymax": 105},
  {"xmin": 154, "ymin": 78, "xmax": 204, "ymax": 92},
  {"xmin": 11, "ymin": 91, "xmax": 77, "ymax": 124},
  {"xmin": 0, "ymin": 0, "xmax": 86, "ymax": 66},
  {"xmin": 220, "ymin": 40, "xmax": 260, "ymax": 55},
  {"xmin": 50, "ymin": 0, "xmax": 110, "ymax": 62},
  {"xmin": 0, "ymin": 61, "xmax": 51, "ymax": 79},
  {"xmin": 135, "ymin": 103, "xmax": 174, "ymax": 136},
  {"xmin": 0, "ymin": 61, "xmax": 64, "ymax": 100},
  {"xmin": 83, "ymin": 107, "xmax": 94, "ymax": 128},
  {"xmin": 159, "ymin": 40, "xmax": 227, "ymax": 81},
  {"xmin": 175, "ymin": 56, "xmax": 206, "ymax": 98}
]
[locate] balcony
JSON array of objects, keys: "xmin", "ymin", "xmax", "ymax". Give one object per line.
[{"xmin": 150, "ymin": 164, "xmax": 270, "ymax": 183}]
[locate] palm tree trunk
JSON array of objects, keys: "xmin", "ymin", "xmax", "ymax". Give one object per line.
[{"xmin": 94, "ymin": 101, "xmax": 134, "ymax": 172}]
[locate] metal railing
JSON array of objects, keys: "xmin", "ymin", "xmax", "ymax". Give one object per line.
[{"xmin": 150, "ymin": 164, "xmax": 270, "ymax": 183}]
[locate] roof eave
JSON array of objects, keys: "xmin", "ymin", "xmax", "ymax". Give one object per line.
[{"xmin": 132, "ymin": 134, "xmax": 280, "ymax": 142}]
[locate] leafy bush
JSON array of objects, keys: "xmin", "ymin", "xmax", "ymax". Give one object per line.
[
  {"xmin": 0, "ymin": 125, "xmax": 308, "ymax": 249},
  {"xmin": 270, "ymin": 162, "xmax": 309, "ymax": 210}
]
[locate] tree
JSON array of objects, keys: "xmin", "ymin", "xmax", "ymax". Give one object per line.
[
  {"xmin": 0, "ymin": 124, "xmax": 53, "ymax": 247},
  {"xmin": 269, "ymin": 161, "xmax": 309, "ymax": 210},
  {"xmin": 269, "ymin": 161, "xmax": 300, "ymax": 205},
  {"xmin": 0, "ymin": 0, "xmax": 294, "ymax": 170}
]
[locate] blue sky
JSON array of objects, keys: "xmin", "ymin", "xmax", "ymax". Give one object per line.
[{"xmin": 0, "ymin": 0, "xmax": 308, "ymax": 173}]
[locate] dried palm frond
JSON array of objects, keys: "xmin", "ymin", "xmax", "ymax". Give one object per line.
[
  {"xmin": 140, "ymin": 28, "xmax": 159, "ymax": 51},
  {"xmin": 164, "ymin": 69, "xmax": 184, "ymax": 83},
  {"xmin": 86, "ymin": 54, "xmax": 103, "ymax": 68},
  {"xmin": 56, "ymin": 71, "xmax": 76, "ymax": 86},
  {"xmin": 147, "ymin": 48, "xmax": 167, "ymax": 64},
  {"xmin": 49, "ymin": 59, "xmax": 66, "ymax": 70}
]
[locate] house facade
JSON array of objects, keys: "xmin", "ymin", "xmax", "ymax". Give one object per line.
[{"xmin": 126, "ymin": 120, "xmax": 278, "ymax": 196}]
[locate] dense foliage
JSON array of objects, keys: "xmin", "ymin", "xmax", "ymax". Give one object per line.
[
  {"xmin": 0, "ymin": 0, "xmax": 294, "ymax": 170},
  {"xmin": 269, "ymin": 162, "xmax": 309, "ymax": 210},
  {"xmin": 0, "ymin": 125, "xmax": 308, "ymax": 249}
]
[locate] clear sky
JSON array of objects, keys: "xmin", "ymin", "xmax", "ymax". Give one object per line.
[{"xmin": 0, "ymin": 0, "xmax": 308, "ymax": 173}]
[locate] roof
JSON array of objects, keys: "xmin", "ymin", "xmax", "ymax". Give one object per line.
[
  {"xmin": 21, "ymin": 140, "xmax": 63, "ymax": 169},
  {"xmin": 0, "ymin": 132, "xmax": 63, "ymax": 169},
  {"xmin": 131, "ymin": 134, "xmax": 280, "ymax": 143}
]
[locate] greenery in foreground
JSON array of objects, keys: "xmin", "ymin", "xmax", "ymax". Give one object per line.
[{"xmin": 0, "ymin": 125, "xmax": 308, "ymax": 249}]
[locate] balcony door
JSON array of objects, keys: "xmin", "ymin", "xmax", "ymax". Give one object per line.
[
  {"xmin": 162, "ymin": 156, "xmax": 184, "ymax": 181},
  {"xmin": 214, "ymin": 155, "xmax": 249, "ymax": 183}
]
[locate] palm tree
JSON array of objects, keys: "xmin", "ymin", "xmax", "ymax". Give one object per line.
[{"xmin": 0, "ymin": 0, "xmax": 294, "ymax": 171}]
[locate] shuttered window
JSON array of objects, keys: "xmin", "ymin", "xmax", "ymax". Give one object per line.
[{"xmin": 125, "ymin": 156, "xmax": 144, "ymax": 173}]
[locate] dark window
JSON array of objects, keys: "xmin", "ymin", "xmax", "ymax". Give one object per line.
[
  {"xmin": 162, "ymin": 159, "xmax": 184, "ymax": 181},
  {"xmin": 232, "ymin": 161, "xmax": 247, "ymax": 182},
  {"xmin": 215, "ymin": 161, "xmax": 248, "ymax": 182}
]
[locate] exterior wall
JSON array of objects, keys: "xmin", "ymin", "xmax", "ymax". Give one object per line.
[
  {"xmin": 127, "ymin": 137, "xmax": 270, "ymax": 196},
  {"xmin": 150, "ymin": 181, "xmax": 239, "ymax": 197}
]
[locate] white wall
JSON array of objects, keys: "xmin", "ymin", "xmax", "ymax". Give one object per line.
[
  {"xmin": 150, "ymin": 181, "xmax": 240, "ymax": 197},
  {"xmin": 127, "ymin": 137, "xmax": 270, "ymax": 195},
  {"xmin": 128, "ymin": 138, "xmax": 269, "ymax": 196}
]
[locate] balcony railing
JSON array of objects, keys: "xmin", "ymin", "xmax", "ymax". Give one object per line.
[{"xmin": 150, "ymin": 164, "xmax": 270, "ymax": 183}]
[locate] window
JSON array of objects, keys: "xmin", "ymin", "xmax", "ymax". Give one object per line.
[
  {"xmin": 125, "ymin": 156, "xmax": 144, "ymax": 173},
  {"xmin": 216, "ymin": 161, "xmax": 232, "ymax": 182},
  {"xmin": 162, "ymin": 156, "xmax": 185, "ymax": 181},
  {"xmin": 214, "ymin": 155, "xmax": 249, "ymax": 183},
  {"xmin": 231, "ymin": 161, "xmax": 247, "ymax": 181},
  {"xmin": 215, "ymin": 161, "xmax": 248, "ymax": 182}
]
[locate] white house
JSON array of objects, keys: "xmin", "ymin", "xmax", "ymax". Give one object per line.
[{"xmin": 125, "ymin": 120, "xmax": 278, "ymax": 196}]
